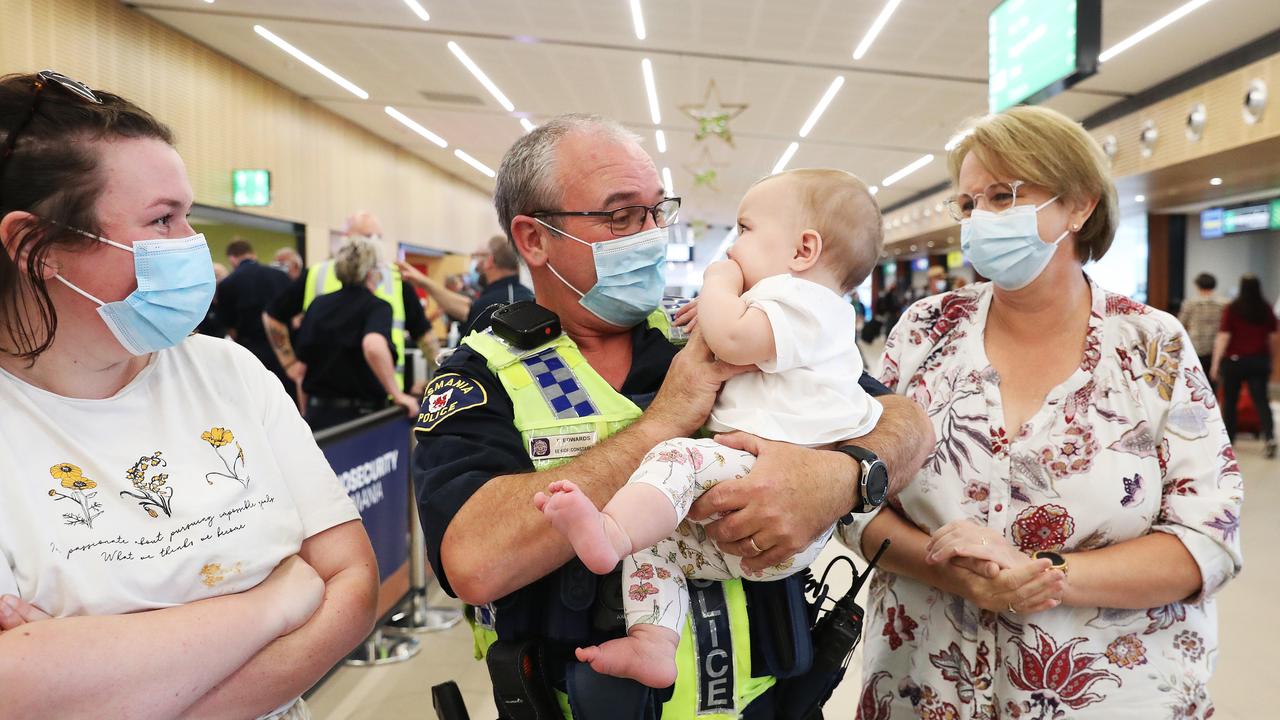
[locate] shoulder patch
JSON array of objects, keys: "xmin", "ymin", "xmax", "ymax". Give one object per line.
[{"xmin": 414, "ymin": 373, "xmax": 488, "ymax": 433}]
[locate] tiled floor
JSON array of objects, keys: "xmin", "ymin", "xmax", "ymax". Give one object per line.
[{"xmin": 310, "ymin": 406, "xmax": 1278, "ymax": 719}]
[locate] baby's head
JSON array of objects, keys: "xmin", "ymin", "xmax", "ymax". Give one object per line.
[{"xmin": 728, "ymin": 169, "xmax": 883, "ymax": 294}]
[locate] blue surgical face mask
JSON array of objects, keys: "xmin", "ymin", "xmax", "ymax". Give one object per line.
[
  {"xmin": 959, "ymin": 197, "xmax": 1068, "ymax": 291},
  {"xmin": 54, "ymin": 232, "xmax": 216, "ymax": 355},
  {"xmin": 535, "ymin": 219, "xmax": 668, "ymax": 328}
]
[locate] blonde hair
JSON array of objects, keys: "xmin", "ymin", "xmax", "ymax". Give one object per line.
[
  {"xmin": 334, "ymin": 236, "xmax": 381, "ymax": 286},
  {"xmin": 947, "ymin": 105, "xmax": 1117, "ymax": 263},
  {"xmin": 758, "ymin": 169, "xmax": 882, "ymax": 292}
]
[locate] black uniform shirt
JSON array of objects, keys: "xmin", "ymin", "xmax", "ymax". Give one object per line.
[
  {"xmin": 412, "ymin": 323, "xmax": 891, "ymax": 598},
  {"xmin": 463, "ymin": 275, "xmax": 535, "ymax": 335},
  {"xmin": 215, "ymin": 259, "xmax": 291, "ymax": 367},
  {"xmin": 267, "ymin": 267, "xmax": 431, "ymax": 342},
  {"xmin": 294, "ymin": 285, "xmax": 395, "ymax": 401}
]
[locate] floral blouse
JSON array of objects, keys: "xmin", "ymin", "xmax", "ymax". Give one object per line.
[{"xmin": 839, "ymin": 279, "xmax": 1244, "ymax": 720}]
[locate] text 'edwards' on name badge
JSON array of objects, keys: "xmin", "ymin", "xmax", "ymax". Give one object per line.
[{"xmin": 528, "ymin": 431, "xmax": 599, "ymax": 460}]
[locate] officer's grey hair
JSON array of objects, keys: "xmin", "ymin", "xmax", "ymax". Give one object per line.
[
  {"xmin": 493, "ymin": 113, "xmax": 641, "ymax": 245},
  {"xmin": 334, "ymin": 236, "xmax": 380, "ymax": 286}
]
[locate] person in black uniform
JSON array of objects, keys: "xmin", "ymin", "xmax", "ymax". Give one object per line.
[
  {"xmin": 263, "ymin": 218, "xmax": 434, "ymax": 397},
  {"xmin": 399, "ymin": 235, "xmax": 534, "ymax": 336},
  {"xmin": 293, "ymin": 237, "xmax": 421, "ymax": 431},
  {"xmin": 412, "ymin": 114, "xmax": 936, "ymax": 717},
  {"xmin": 215, "ymin": 239, "xmax": 293, "ymax": 391}
]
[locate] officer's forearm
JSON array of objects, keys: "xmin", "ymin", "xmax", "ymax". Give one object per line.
[
  {"xmin": 843, "ymin": 394, "xmax": 934, "ymax": 498},
  {"xmin": 263, "ymin": 313, "xmax": 298, "ymax": 369},
  {"xmin": 441, "ymin": 416, "xmax": 678, "ymax": 605},
  {"xmin": 420, "ymin": 278, "xmax": 473, "ymax": 322}
]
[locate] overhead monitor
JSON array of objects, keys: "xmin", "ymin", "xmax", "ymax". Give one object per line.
[
  {"xmin": 1200, "ymin": 198, "xmax": 1280, "ymax": 238},
  {"xmin": 988, "ymin": 0, "xmax": 1101, "ymax": 113}
]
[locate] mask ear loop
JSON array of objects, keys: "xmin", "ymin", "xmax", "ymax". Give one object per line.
[
  {"xmin": 533, "ymin": 218, "xmax": 589, "ymax": 298},
  {"xmin": 52, "ymin": 274, "xmax": 107, "ymax": 306}
]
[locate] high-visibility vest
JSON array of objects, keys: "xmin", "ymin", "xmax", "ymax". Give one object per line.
[
  {"xmin": 459, "ymin": 308, "xmax": 773, "ymax": 719},
  {"xmin": 302, "ymin": 260, "xmax": 408, "ymax": 388}
]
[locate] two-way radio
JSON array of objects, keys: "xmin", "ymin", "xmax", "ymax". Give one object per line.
[{"xmin": 808, "ymin": 538, "xmax": 891, "ymax": 673}]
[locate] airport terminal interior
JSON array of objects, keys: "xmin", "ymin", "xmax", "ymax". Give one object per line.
[{"xmin": 2, "ymin": 0, "xmax": 1279, "ymax": 718}]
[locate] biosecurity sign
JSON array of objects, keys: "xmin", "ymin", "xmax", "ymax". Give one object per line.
[{"xmin": 320, "ymin": 416, "xmax": 411, "ymax": 581}]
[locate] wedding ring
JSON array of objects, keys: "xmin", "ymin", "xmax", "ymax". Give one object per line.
[
  {"xmin": 748, "ymin": 537, "xmax": 763, "ymax": 555},
  {"xmin": 1008, "ymin": 603, "xmax": 1018, "ymax": 615}
]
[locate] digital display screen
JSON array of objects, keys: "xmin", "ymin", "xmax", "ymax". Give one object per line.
[
  {"xmin": 1200, "ymin": 198, "xmax": 1280, "ymax": 238},
  {"xmin": 989, "ymin": 0, "xmax": 1101, "ymax": 113}
]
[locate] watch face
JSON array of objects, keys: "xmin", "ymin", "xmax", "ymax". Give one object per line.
[{"xmin": 865, "ymin": 460, "xmax": 889, "ymax": 505}]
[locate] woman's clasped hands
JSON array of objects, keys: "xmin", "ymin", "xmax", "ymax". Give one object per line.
[{"xmin": 924, "ymin": 519, "xmax": 1067, "ymax": 615}]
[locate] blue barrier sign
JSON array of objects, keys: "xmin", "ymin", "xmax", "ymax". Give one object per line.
[{"xmin": 320, "ymin": 416, "xmax": 411, "ymax": 581}]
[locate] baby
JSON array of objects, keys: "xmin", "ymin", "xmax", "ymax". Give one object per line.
[{"xmin": 534, "ymin": 168, "xmax": 884, "ymax": 687}]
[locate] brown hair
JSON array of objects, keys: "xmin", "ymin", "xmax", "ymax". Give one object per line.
[
  {"xmin": 946, "ymin": 105, "xmax": 1117, "ymax": 263},
  {"xmin": 225, "ymin": 238, "xmax": 254, "ymax": 258},
  {"xmin": 758, "ymin": 169, "xmax": 883, "ymax": 293},
  {"xmin": 0, "ymin": 72, "xmax": 174, "ymax": 361}
]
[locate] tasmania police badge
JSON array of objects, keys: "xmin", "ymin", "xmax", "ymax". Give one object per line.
[{"xmin": 414, "ymin": 373, "xmax": 487, "ymax": 433}]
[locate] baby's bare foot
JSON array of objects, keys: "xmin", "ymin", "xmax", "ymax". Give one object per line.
[
  {"xmin": 537, "ymin": 480, "xmax": 623, "ymax": 574},
  {"xmin": 576, "ymin": 624, "xmax": 679, "ymax": 688}
]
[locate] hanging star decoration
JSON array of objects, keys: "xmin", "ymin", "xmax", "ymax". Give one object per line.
[
  {"xmin": 679, "ymin": 80, "xmax": 748, "ymax": 147},
  {"xmin": 682, "ymin": 146, "xmax": 730, "ymax": 192}
]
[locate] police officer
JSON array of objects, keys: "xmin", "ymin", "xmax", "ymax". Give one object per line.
[
  {"xmin": 216, "ymin": 239, "xmax": 293, "ymax": 391},
  {"xmin": 413, "ymin": 114, "xmax": 933, "ymax": 718},
  {"xmin": 293, "ymin": 236, "xmax": 421, "ymax": 430},
  {"xmin": 264, "ymin": 212, "xmax": 434, "ymax": 397},
  {"xmin": 399, "ymin": 234, "xmax": 534, "ymax": 335}
]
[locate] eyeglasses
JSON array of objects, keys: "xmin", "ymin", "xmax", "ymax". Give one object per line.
[
  {"xmin": 944, "ymin": 180, "xmax": 1026, "ymax": 221},
  {"xmin": 532, "ymin": 197, "xmax": 681, "ymax": 237},
  {"xmin": 0, "ymin": 70, "xmax": 102, "ymax": 206}
]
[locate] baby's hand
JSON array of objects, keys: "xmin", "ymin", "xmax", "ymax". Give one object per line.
[
  {"xmin": 673, "ymin": 297, "xmax": 698, "ymax": 331},
  {"xmin": 702, "ymin": 259, "xmax": 744, "ymax": 293}
]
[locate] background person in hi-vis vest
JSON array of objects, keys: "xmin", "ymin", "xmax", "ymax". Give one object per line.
[{"xmin": 412, "ymin": 114, "xmax": 935, "ymax": 718}]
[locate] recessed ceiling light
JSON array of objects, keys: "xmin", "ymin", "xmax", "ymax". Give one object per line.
[
  {"xmin": 853, "ymin": 0, "xmax": 904, "ymax": 60},
  {"xmin": 403, "ymin": 0, "xmax": 430, "ymax": 22},
  {"xmin": 798, "ymin": 76, "xmax": 844, "ymax": 138},
  {"xmin": 1134, "ymin": 194, "xmax": 1146, "ymax": 202},
  {"xmin": 454, "ymin": 149, "xmax": 495, "ymax": 178},
  {"xmin": 772, "ymin": 142, "xmax": 800, "ymax": 174},
  {"xmin": 641, "ymin": 58, "xmax": 661, "ymax": 125},
  {"xmin": 448, "ymin": 41, "xmax": 515, "ymax": 112},
  {"xmin": 662, "ymin": 167, "xmax": 675, "ymax": 196},
  {"xmin": 385, "ymin": 106, "xmax": 447, "ymax": 148},
  {"xmin": 519, "ymin": 117, "xmax": 536, "ymax": 133},
  {"xmin": 655, "ymin": 129, "xmax": 667, "ymax": 153},
  {"xmin": 882, "ymin": 154, "xmax": 934, "ymax": 187},
  {"xmin": 1099, "ymin": 0, "xmax": 1215, "ymax": 63},
  {"xmin": 1209, "ymin": 177, "xmax": 1223, "ymax": 186},
  {"xmin": 254, "ymin": 25, "xmax": 368, "ymax": 99},
  {"xmin": 629, "ymin": 0, "xmax": 646, "ymax": 41}
]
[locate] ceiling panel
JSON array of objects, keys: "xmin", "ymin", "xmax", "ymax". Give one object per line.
[{"xmin": 137, "ymin": 0, "xmax": 1280, "ymax": 226}]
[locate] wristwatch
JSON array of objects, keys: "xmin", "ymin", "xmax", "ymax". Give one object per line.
[
  {"xmin": 1032, "ymin": 550, "xmax": 1069, "ymax": 576},
  {"xmin": 836, "ymin": 445, "xmax": 888, "ymax": 513}
]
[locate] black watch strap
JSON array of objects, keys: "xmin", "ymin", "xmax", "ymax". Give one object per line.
[{"xmin": 835, "ymin": 445, "xmax": 888, "ymax": 514}]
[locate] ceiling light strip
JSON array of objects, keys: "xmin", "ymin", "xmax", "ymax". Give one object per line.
[
  {"xmin": 385, "ymin": 106, "xmax": 448, "ymax": 148},
  {"xmin": 520, "ymin": 117, "xmax": 536, "ymax": 133},
  {"xmin": 403, "ymin": 0, "xmax": 430, "ymax": 22},
  {"xmin": 253, "ymin": 25, "xmax": 368, "ymax": 99},
  {"xmin": 852, "ymin": 0, "xmax": 904, "ymax": 60},
  {"xmin": 455, "ymin": 149, "xmax": 496, "ymax": 178},
  {"xmin": 798, "ymin": 75, "xmax": 845, "ymax": 138},
  {"xmin": 655, "ymin": 129, "xmax": 667, "ymax": 153},
  {"xmin": 630, "ymin": 0, "xmax": 647, "ymax": 41},
  {"xmin": 772, "ymin": 142, "xmax": 800, "ymax": 175},
  {"xmin": 882, "ymin": 154, "xmax": 934, "ymax": 187},
  {"xmin": 448, "ymin": 40, "xmax": 515, "ymax": 112},
  {"xmin": 662, "ymin": 167, "xmax": 675, "ymax": 196},
  {"xmin": 1099, "ymin": 0, "xmax": 1215, "ymax": 63},
  {"xmin": 641, "ymin": 58, "xmax": 661, "ymax": 124}
]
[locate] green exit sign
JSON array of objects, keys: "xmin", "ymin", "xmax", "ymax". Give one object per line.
[{"xmin": 233, "ymin": 169, "xmax": 271, "ymax": 207}]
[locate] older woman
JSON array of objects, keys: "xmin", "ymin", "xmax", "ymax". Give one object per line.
[
  {"xmin": 0, "ymin": 71, "xmax": 377, "ymax": 719},
  {"xmin": 841, "ymin": 106, "xmax": 1243, "ymax": 719}
]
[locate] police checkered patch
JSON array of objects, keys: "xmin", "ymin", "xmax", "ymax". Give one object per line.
[{"xmin": 414, "ymin": 373, "xmax": 487, "ymax": 433}]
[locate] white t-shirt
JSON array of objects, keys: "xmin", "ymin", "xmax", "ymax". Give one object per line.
[
  {"xmin": 0, "ymin": 334, "xmax": 359, "ymax": 618},
  {"xmin": 706, "ymin": 274, "xmax": 882, "ymax": 446}
]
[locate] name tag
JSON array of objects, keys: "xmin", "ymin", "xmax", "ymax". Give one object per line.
[{"xmin": 528, "ymin": 431, "xmax": 598, "ymax": 460}]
